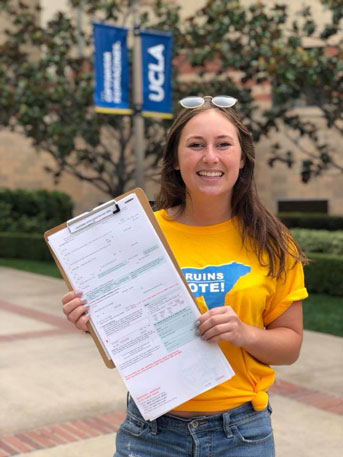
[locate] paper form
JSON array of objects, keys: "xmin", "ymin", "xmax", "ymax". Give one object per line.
[{"xmin": 48, "ymin": 193, "xmax": 234, "ymax": 420}]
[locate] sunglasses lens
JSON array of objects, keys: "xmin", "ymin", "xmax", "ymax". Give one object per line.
[
  {"xmin": 212, "ymin": 96, "xmax": 237, "ymax": 108},
  {"xmin": 179, "ymin": 97, "xmax": 205, "ymax": 109}
]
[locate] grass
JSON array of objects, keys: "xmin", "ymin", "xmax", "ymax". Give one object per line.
[
  {"xmin": 0, "ymin": 258, "xmax": 342, "ymax": 337},
  {"xmin": 303, "ymin": 293, "xmax": 343, "ymax": 337},
  {"xmin": 0, "ymin": 258, "xmax": 62, "ymax": 279}
]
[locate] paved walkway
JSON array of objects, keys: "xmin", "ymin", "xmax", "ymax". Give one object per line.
[{"xmin": 0, "ymin": 267, "xmax": 342, "ymax": 457}]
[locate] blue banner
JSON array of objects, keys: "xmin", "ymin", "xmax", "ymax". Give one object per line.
[
  {"xmin": 93, "ymin": 22, "xmax": 132, "ymax": 114},
  {"xmin": 140, "ymin": 30, "xmax": 173, "ymax": 119}
]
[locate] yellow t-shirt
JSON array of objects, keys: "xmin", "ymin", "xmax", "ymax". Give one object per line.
[{"xmin": 154, "ymin": 209, "xmax": 308, "ymax": 412}]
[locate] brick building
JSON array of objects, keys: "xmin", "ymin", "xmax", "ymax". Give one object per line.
[{"xmin": 0, "ymin": 0, "xmax": 342, "ymax": 215}]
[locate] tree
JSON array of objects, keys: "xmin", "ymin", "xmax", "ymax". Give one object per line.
[
  {"xmin": 0, "ymin": 0, "xmax": 181, "ymax": 196},
  {"xmin": 180, "ymin": 0, "xmax": 343, "ymax": 183},
  {"xmin": 0, "ymin": 0, "xmax": 342, "ymax": 197}
]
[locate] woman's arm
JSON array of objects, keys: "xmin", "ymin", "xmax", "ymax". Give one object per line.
[{"xmin": 196, "ymin": 301, "xmax": 303, "ymax": 365}]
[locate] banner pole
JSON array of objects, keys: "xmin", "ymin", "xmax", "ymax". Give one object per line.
[
  {"xmin": 132, "ymin": 0, "xmax": 145, "ymax": 190},
  {"xmin": 76, "ymin": 4, "xmax": 83, "ymax": 58}
]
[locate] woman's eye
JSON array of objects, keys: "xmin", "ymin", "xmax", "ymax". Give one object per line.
[
  {"xmin": 218, "ymin": 142, "xmax": 231, "ymax": 148},
  {"xmin": 189, "ymin": 142, "xmax": 204, "ymax": 149}
]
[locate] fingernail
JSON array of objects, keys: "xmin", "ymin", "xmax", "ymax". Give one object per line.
[
  {"xmin": 84, "ymin": 310, "xmax": 89, "ymax": 316},
  {"xmin": 195, "ymin": 329, "xmax": 200, "ymax": 336},
  {"xmin": 82, "ymin": 303, "xmax": 89, "ymax": 308},
  {"xmin": 195, "ymin": 320, "xmax": 200, "ymax": 327},
  {"xmin": 75, "ymin": 290, "xmax": 83, "ymax": 296}
]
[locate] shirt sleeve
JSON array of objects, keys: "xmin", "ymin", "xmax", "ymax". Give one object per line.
[{"xmin": 263, "ymin": 258, "xmax": 308, "ymax": 326}]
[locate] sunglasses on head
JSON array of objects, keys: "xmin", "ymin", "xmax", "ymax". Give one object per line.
[{"xmin": 179, "ymin": 95, "xmax": 238, "ymax": 109}]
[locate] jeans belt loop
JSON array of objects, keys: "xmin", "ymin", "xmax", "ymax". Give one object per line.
[
  {"xmin": 222, "ymin": 411, "xmax": 233, "ymax": 438},
  {"xmin": 150, "ymin": 419, "xmax": 158, "ymax": 435}
]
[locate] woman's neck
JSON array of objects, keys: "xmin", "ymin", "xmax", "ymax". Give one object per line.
[{"xmin": 170, "ymin": 195, "xmax": 232, "ymax": 226}]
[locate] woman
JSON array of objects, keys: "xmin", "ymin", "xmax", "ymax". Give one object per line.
[{"xmin": 62, "ymin": 96, "xmax": 308, "ymax": 456}]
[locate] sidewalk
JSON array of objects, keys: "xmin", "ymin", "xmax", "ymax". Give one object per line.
[{"xmin": 0, "ymin": 266, "xmax": 342, "ymax": 457}]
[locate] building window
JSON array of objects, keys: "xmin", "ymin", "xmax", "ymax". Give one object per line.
[
  {"xmin": 294, "ymin": 86, "xmax": 326, "ymax": 108},
  {"xmin": 278, "ymin": 199, "xmax": 328, "ymax": 213}
]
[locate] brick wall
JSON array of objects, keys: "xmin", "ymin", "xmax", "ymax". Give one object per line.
[
  {"xmin": 0, "ymin": 130, "xmax": 160, "ymax": 215},
  {"xmin": 0, "ymin": 130, "xmax": 109, "ymax": 214}
]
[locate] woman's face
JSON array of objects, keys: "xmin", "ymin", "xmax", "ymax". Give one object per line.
[{"xmin": 176, "ymin": 109, "xmax": 244, "ymax": 203}]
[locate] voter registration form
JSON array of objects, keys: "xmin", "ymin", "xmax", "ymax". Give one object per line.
[{"xmin": 47, "ymin": 192, "xmax": 234, "ymax": 420}]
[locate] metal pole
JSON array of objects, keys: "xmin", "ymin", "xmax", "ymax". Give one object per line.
[
  {"xmin": 76, "ymin": 4, "xmax": 83, "ymax": 58},
  {"xmin": 132, "ymin": 0, "xmax": 145, "ymax": 189}
]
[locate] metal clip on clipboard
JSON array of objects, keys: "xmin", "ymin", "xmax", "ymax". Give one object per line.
[{"xmin": 67, "ymin": 200, "xmax": 120, "ymax": 234}]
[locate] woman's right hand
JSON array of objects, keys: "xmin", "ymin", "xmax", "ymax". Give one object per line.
[{"xmin": 62, "ymin": 290, "xmax": 89, "ymax": 332}]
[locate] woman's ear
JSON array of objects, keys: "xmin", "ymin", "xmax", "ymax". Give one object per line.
[{"xmin": 239, "ymin": 149, "xmax": 246, "ymax": 170}]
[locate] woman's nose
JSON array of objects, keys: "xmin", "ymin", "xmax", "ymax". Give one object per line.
[{"xmin": 202, "ymin": 146, "xmax": 219, "ymax": 163}]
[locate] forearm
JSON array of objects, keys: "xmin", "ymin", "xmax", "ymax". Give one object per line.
[{"xmin": 241, "ymin": 324, "xmax": 303, "ymax": 366}]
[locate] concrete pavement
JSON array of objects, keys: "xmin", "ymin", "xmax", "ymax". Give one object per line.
[{"xmin": 0, "ymin": 266, "xmax": 342, "ymax": 457}]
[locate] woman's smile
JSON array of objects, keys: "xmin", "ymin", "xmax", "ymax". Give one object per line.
[{"xmin": 196, "ymin": 170, "xmax": 224, "ymax": 178}]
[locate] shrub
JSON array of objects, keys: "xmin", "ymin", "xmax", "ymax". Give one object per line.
[
  {"xmin": 304, "ymin": 253, "xmax": 343, "ymax": 297},
  {"xmin": 279, "ymin": 213, "xmax": 343, "ymax": 231},
  {"xmin": 0, "ymin": 232, "xmax": 52, "ymax": 261},
  {"xmin": 0, "ymin": 189, "xmax": 73, "ymax": 234},
  {"xmin": 291, "ymin": 229, "xmax": 343, "ymax": 256}
]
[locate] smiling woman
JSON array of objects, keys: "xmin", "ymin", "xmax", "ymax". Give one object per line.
[{"xmin": 61, "ymin": 95, "xmax": 308, "ymax": 457}]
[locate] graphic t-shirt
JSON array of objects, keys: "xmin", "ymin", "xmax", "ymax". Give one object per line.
[{"xmin": 154, "ymin": 209, "xmax": 308, "ymax": 412}]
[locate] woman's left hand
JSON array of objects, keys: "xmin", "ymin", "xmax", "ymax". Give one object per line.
[
  {"xmin": 196, "ymin": 301, "xmax": 303, "ymax": 366},
  {"xmin": 196, "ymin": 306, "xmax": 251, "ymax": 347}
]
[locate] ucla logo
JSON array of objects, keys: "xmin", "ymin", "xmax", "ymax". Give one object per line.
[{"xmin": 148, "ymin": 44, "xmax": 165, "ymax": 102}]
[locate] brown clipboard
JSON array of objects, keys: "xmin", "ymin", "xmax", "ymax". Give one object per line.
[{"xmin": 44, "ymin": 188, "xmax": 198, "ymax": 369}]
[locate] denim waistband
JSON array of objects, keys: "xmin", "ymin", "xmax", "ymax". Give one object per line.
[{"xmin": 127, "ymin": 394, "xmax": 271, "ymax": 434}]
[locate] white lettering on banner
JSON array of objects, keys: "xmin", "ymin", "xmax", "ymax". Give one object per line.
[
  {"xmin": 103, "ymin": 52, "xmax": 112, "ymax": 102},
  {"xmin": 112, "ymin": 41, "xmax": 122, "ymax": 104},
  {"xmin": 147, "ymin": 44, "xmax": 165, "ymax": 102}
]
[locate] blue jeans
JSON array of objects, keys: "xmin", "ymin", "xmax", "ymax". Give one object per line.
[{"xmin": 114, "ymin": 395, "xmax": 275, "ymax": 457}]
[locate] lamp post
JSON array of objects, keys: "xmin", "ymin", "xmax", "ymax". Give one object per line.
[
  {"xmin": 76, "ymin": 3, "xmax": 83, "ymax": 58},
  {"xmin": 131, "ymin": 0, "xmax": 145, "ymax": 190}
]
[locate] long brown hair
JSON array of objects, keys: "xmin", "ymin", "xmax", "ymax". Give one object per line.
[{"xmin": 155, "ymin": 98, "xmax": 306, "ymax": 278}]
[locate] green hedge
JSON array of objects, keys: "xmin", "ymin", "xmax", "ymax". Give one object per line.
[
  {"xmin": 0, "ymin": 188, "xmax": 73, "ymax": 234},
  {"xmin": 0, "ymin": 232, "xmax": 52, "ymax": 261},
  {"xmin": 304, "ymin": 253, "xmax": 343, "ymax": 297},
  {"xmin": 279, "ymin": 212, "xmax": 343, "ymax": 231},
  {"xmin": 291, "ymin": 229, "xmax": 343, "ymax": 256}
]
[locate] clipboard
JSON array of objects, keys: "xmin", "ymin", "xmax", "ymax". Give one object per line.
[{"xmin": 44, "ymin": 188, "xmax": 198, "ymax": 369}]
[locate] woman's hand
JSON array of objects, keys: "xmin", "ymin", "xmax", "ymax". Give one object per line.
[
  {"xmin": 196, "ymin": 301, "xmax": 303, "ymax": 366},
  {"xmin": 62, "ymin": 290, "xmax": 89, "ymax": 332},
  {"xmin": 196, "ymin": 306, "xmax": 251, "ymax": 347}
]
